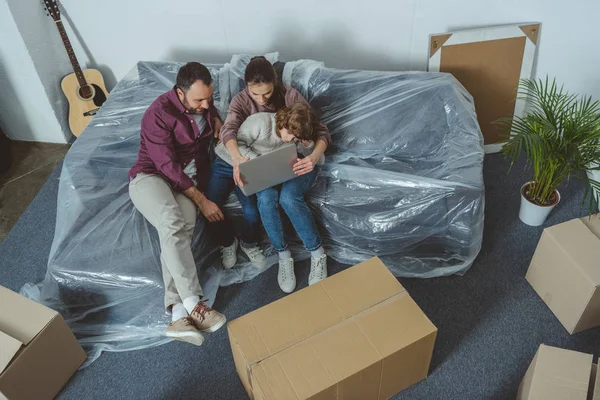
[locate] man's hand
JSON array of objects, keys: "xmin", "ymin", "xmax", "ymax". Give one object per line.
[
  {"xmin": 198, "ymin": 197, "xmax": 224, "ymax": 222},
  {"xmin": 293, "ymin": 154, "xmax": 319, "ymax": 176},
  {"xmin": 183, "ymin": 186, "xmax": 224, "ymax": 222},
  {"xmin": 232, "ymin": 155, "xmax": 250, "ymax": 187},
  {"xmin": 213, "ymin": 117, "xmax": 223, "ymax": 139}
]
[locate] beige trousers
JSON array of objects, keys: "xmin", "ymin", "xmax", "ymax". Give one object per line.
[{"xmin": 129, "ymin": 173, "xmax": 203, "ymax": 309}]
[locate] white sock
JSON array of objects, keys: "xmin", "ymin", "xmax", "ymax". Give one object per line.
[
  {"xmin": 278, "ymin": 250, "xmax": 292, "ymax": 260},
  {"xmin": 310, "ymin": 247, "xmax": 325, "ymax": 259},
  {"xmin": 171, "ymin": 303, "xmax": 188, "ymax": 322},
  {"xmin": 183, "ymin": 295, "xmax": 201, "ymax": 314}
]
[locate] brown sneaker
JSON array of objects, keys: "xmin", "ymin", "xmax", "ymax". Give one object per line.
[
  {"xmin": 189, "ymin": 299, "xmax": 226, "ymax": 333},
  {"xmin": 166, "ymin": 316, "xmax": 205, "ymax": 346}
]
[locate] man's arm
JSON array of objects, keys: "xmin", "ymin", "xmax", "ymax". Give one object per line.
[
  {"xmin": 142, "ymin": 111, "xmax": 224, "ymax": 220},
  {"xmin": 208, "ymin": 99, "xmax": 222, "ymax": 139},
  {"xmin": 142, "ymin": 111, "xmax": 195, "ymax": 192}
]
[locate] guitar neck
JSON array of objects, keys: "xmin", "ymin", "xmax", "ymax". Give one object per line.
[{"xmin": 55, "ymin": 20, "xmax": 87, "ymax": 88}]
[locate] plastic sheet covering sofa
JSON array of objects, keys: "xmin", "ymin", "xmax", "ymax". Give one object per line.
[{"xmin": 21, "ymin": 53, "xmax": 484, "ymax": 366}]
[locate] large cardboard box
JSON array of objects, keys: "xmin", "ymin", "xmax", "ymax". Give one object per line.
[
  {"xmin": 227, "ymin": 257, "xmax": 438, "ymax": 400},
  {"xmin": 526, "ymin": 215, "xmax": 600, "ymax": 334},
  {"xmin": 517, "ymin": 344, "xmax": 599, "ymax": 400},
  {"xmin": 0, "ymin": 286, "xmax": 86, "ymax": 399}
]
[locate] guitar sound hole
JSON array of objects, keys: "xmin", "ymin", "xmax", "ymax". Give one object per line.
[{"xmin": 79, "ymin": 85, "xmax": 94, "ymax": 100}]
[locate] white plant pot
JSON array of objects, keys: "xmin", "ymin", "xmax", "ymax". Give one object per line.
[{"xmin": 519, "ymin": 182, "xmax": 561, "ymax": 226}]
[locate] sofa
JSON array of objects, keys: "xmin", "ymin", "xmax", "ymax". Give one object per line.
[{"xmin": 21, "ymin": 53, "xmax": 484, "ymax": 365}]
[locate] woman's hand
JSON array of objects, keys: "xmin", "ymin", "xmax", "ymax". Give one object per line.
[
  {"xmin": 232, "ymin": 155, "xmax": 250, "ymax": 186},
  {"xmin": 293, "ymin": 154, "xmax": 319, "ymax": 176}
]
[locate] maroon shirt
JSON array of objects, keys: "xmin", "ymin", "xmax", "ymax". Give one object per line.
[
  {"xmin": 220, "ymin": 86, "xmax": 331, "ymax": 147},
  {"xmin": 129, "ymin": 88, "xmax": 220, "ymax": 192}
]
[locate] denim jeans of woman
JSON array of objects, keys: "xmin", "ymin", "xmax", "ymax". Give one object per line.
[{"xmin": 204, "ymin": 156, "xmax": 260, "ymax": 247}]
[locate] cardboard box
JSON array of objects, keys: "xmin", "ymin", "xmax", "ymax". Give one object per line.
[
  {"xmin": 0, "ymin": 286, "xmax": 86, "ymax": 400},
  {"xmin": 227, "ymin": 257, "xmax": 438, "ymax": 400},
  {"xmin": 526, "ymin": 215, "xmax": 600, "ymax": 334},
  {"xmin": 517, "ymin": 344, "xmax": 599, "ymax": 400}
]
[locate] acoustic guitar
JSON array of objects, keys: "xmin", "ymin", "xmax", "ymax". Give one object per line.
[{"xmin": 43, "ymin": 0, "xmax": 108, "ymax": 137}]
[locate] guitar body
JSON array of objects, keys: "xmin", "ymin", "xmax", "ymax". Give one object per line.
[
  {"xmin": 44, "ymin": 1, "xmax": 109, "ymax": 137},
  {"xmin": 61, "ymin": 69, "xmax": 108, "ymax": 136}
]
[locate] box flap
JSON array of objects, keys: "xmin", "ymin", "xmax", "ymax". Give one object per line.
[
  {"xmin": 354, "ymin": 292, "xmax": 438, "ymax": 358},
  {"xmin": 547, "ymin": 219, "xmax": 600, "ymax": 285},
  {"xmin": 227, "ymin": 257, "xmax": 404, "ymax": 365},
  {"xmin": 0, "ymin": 331, "xmax": 22, "ymax": 375},
  {"xmin": 527, "ymin": 344, "xmax": 592, "ymax": 400},
  {"xmin": 318, "ymin": 256, "xmax": 405, "ymax": 318},
  {"xmin": 355, "ymin": 293, "xmax": 438, "ymax": 400},
  {"xmin": 0, "ymin": 286, "xmax": 57, "ymax": 345},
  {"xmin": 252, "ymin": 318, "xmax": 382, "ymax": 400},
  {"xmin": 580, "ymin": 214, "xmax": 600, "ymax": 241},
  {"xmin": 574, "ymin": 288, "xmax": 600, "ymax": 334}
]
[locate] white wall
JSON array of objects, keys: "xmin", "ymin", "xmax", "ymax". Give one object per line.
[
  {"xmin": 57, "ymin": 0, "xmax": 600, "ymax": 100},
  {"xmin": 409, "ymin": 0, "xmax": 600, "ymax": 102},
  {"xmin": 3, "ymin": 0, "xmax": 600, "ymax": 141},
  {"xmin": 0, "ymin": 0, "xmax": 66, "ymax": 143}
]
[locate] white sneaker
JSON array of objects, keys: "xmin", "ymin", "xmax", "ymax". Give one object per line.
[
  {"xmin": 240, "ymin": 244, "xmax": 267, "ymax": 267},
  {"xmin": 309, "ymin": 254, "xmax": 327, "ymax": 285},
  {"xmin": 278, "ymin": 258, "xmax": 296, "ymax": 293},
  {"xmin": 220, "ymin": 237, "xmax": 238, "ymax": 269}
]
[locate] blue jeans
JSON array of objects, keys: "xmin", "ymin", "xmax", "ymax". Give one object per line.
[
  {"xmin": 256, "ymin": 167, "xmax": 321, "ymax": 252},
  {"xmin": 204, "ymin": 157, "xmax": 260, "ymax": 247}
]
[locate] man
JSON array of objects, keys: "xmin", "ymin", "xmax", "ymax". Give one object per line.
[{"xmin": 129, "ymin": 62, "xmax": 226, "ymax": 346}]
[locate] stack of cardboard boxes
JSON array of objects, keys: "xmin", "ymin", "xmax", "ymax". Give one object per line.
[
  {"xmin": 516, "ymin": 215, "xmax": 600, "ymax": 399},
  {"xmin": 2, "ymin": 215, "xmax": 599, "ymax": 399}
]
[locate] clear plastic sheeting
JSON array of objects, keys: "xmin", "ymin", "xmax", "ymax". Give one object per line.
[
  {"xmin": 21, "ymin": 55, "xmax": 484, "ymax": 366},
  {"xmin": 282, "ymin": 62, "xmax": 485, "ymax": 275}
]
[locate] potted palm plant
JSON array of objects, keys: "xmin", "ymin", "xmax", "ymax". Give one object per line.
[{"xmin": 499, "ymin": 77, "xmax": 600, "ymax": 226}]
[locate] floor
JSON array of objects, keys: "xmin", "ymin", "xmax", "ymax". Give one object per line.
[
  {"xmin": 0, "ymin": 153, "xmax": 598, "ymax": 400},
  {"xmin": 0, "ymin": 141, "xmax": 69, "ymax": 243}
]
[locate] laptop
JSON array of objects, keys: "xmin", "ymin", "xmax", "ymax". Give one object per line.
[{"xmin": 238, "ymin": 143, "xmax": 298, "ymax": 196}]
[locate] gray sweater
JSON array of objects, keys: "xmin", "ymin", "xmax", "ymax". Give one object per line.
[{"xmin": 214, "ymin": 113, "xmax": 325, "ymax": 167}]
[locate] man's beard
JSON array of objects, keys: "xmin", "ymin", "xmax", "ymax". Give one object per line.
[{"xmin": 183, "ymin": 97, "xmax": 201, "ymax": 114}]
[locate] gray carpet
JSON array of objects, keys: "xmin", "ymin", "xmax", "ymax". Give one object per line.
[{"xmin": 0, "ymin": 153, "xmax": 598, "ymax": 400}]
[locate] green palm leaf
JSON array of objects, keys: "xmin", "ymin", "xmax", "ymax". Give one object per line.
[{"xmin": 495, "ymin": 77, "xmax": 600, "ymax": 210}]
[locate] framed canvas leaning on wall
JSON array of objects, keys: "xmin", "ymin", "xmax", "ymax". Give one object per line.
[{"xmin": 428, "ymin": 23, "xmax": 540, "ymax": 154}]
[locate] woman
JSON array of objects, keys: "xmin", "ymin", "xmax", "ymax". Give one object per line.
[
  {"xmin": 214, "ymin": 102, "xmax": 327, "ymax": 293},
  {"xmin": 205, "ymin": 56, "xmax": 331, "ymax": 271}
]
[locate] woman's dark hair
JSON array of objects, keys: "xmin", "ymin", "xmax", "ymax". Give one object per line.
[
  {"xmin": 244, "ymin": 56, "xmax": 287, "ymax": 110},
  {"xmin": 276, "ymin": 102, "xmax": 320, "ymax": 141},
  {"xmin": 176, "ymin": 62, "xmax": 213, "ymax": 92}
]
